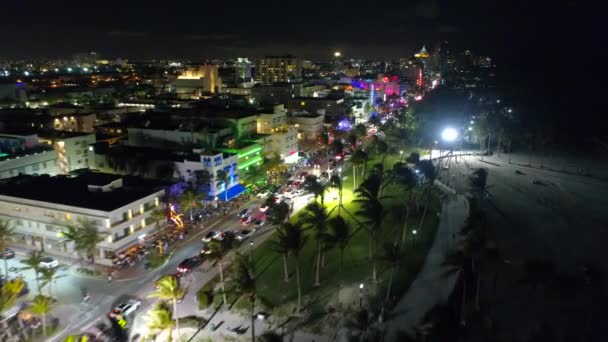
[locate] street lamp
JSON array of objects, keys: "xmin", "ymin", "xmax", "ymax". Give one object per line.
[
  {"xmin": 399, "ymin": 150, "xmax": 403, "ymax": 161},
  {"xmin": 441, "ymin": 127, "xmax": 458, "ymax": 143},
  {"xmin": 412, "ymin": 230, "xmax": 417, "ymax": 245},
  {"xmin": 359, "ymin": 283, "xmax": 364, "ymax": 308},
  {"xmin": 250, "ymin": 241, "xmax": 255, "ymax": 264}
]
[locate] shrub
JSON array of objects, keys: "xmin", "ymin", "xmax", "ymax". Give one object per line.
[
  {"xmin": 407, "ymin": 152, "xmax": 420, "ymax": 164},
  {"xmin": 196, "ymin": 285, "xmax": 215, "ymax": 310}
]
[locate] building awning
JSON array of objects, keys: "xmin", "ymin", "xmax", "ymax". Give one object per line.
[{"xmin": 212, "ymin": 184, "xmax": 247, "ymax": 201}]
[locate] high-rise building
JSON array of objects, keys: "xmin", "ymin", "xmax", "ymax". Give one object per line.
[
  {"xmin": 234, "ymin": 58, "xmax": 252, "ymax": 81},
  {"xmin": 172, "ymin": 64, "xmax": 222, "ymax": 96},
  {"xmin": 254, "ymin": 56, "xmax": 302, "ymax": 84}
]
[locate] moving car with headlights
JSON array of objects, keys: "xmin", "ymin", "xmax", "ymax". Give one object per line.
[{"xmin": 108, "ymin": 299, "xmax": 141, "ymax": 319}]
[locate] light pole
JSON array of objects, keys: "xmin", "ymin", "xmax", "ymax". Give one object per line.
[
  {"xmin": 412, "ymin": 229, "xmax": 417, "ymax": 246},
  {"xmin": 359, "ymin": 283, "xmax": 364, "ymax": 309},
  {"xmin": 249, "ymin": 240, "xmax": 255, "ymax": 265},
  {"xmin": 441, "ymin": 128, "xmax": 458, "ymax": 184},
  {"xmin": 399, "ymin": 150, "xmax": 403, "ymax": 161}
]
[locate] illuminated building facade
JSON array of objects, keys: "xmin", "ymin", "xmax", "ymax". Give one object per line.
[
  {"xmin": 0, "ymin": 171, "xmax": 166, "ymax": 266},
  {"xmin": 254, "ymin": 56, "xmax": 302, "ymax": 84},
  {"xmin": 173, "ymin": 64, "xmax": 222, "ymax": 96}
]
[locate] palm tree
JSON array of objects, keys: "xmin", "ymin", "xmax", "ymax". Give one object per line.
[
  {"xmin": 354, "ymin": 175, "xmax": 385, "ymax": 282},
  {"xmin": 376, "ymin": 139, "xmax": 389, "ymax": 167},
  {"xmin": 329, "ymin": 174, "xmax": 343, "ymax": 215},
  {"xmin": 39, "ymin": 266, "xmax": 65, "ymax": 298},
  {"xmin": 179, "ymin": 190, "xmax": 201, "ymax": 222},
  {"xmin": 272, "ymin": 222, "xmax": 306, "ymax": 312},
  {"xmin": 390, "ymin": 162, "xmax": 416, "ymax": 246},
  {"xmin": 0, "ymin": 219, "xmax": 15, "ymax": 279},
  {"xmin": 208, "ymin": 236, "xmax": 235, "ymax": 306},
  {"xmin": 303, "ymin": 175, "xmax": 327, "ymax": 207},
  {"xmin": 351, "ymin": 149, "xmax": 368, "ymax": 188},
  {"xmin": 216, "ymin": 169, "xmax": 231, "ymax": 201},
  {"xmin": 380, "ymin": 242, "xmax": 401, "ymax": 302},
  {"xmin": 29, "ymin": 295, "xmax": 53, "ymax": 338},
  {"xmin": 300, "ymin": 202, "xmax": 330, "ymax": 286},
  {"xmin": 20, "ymin": 250, "xmax": 45, "ymax": 294},
  {"xmin": 416, "ymin": 159, "xmax": 436, "ymax": 233},
  {"xmin": 271, "ymin": 225, "xmax": 291, "ymax": 283},
  {"xmin": 268, "ymin": 202, "xmax": 290, "ymax": 226},
  {"xmin": 0, "ymin": 277, "xmax": 26, "ymax": 319},
  {"xmin": 231, "ymin": 253, "xmax": 256, "ymax": 342},
  {"xmin": 147, "ymin": 302, "xmax": 175, "ymax": 342},
  {"xmin": 149, "ymin": 208, "xmax": 167, "ymax": 231},
  {"xmin": 61, "ymin": 218, "xmax": 103, "ymax": 264},
  {"xmin": 148, "ymin": 275, "xmax": 186, "ymax": 338},
  {"xmin": 327, "ymin": 216, "xmax": 351, "ymax": 270}
]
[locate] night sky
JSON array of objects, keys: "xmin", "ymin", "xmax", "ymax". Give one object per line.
[{"xmin": 1, "ymin": 1, "xmax": 603, "ymax": 135}]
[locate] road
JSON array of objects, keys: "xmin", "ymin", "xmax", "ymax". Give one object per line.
[
  {"xmin": 441, "ymin": 153, "xmax": 608, "ymax": 339},
  {"xmin": 13, "ymin": 172, "xmax": 317, "ymax": 341}
]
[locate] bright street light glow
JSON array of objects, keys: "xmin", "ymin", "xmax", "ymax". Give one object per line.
[
  {"xmin": 334, "ymin": 51, "xmax": 341, "ymax": 57},
  {"xmin": 441, "ymin": 128, "xmax": 458, "ymax": 142},
  {"xmin": 359, "ymin": 283, "xmax": 364, "ymax": 289}
]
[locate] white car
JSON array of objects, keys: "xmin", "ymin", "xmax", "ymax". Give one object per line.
[
  {"xmin": 108, "ymin": 299, "xmax": 142, "ymax": 319},
  {"xmin": 39, "ymin": 257, "xmax": 59, "ymax": 269},
  {"xmin": 257, "ymin": 190, "xmax": 271, "ymax": 198}
]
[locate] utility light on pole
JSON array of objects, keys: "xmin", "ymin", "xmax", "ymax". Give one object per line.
[{"xmin": 359, "ymin": 283, "xmax": 364, "ymax": 308}]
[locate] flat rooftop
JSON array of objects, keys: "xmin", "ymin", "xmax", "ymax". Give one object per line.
[{"xmin": 0, "ymin": 171, "xmax": 168, "ymax": 212}]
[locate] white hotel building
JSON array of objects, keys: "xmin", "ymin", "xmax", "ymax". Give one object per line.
[{"xmin": 0, "ymin": 171, "xmax": 167, "ymax": 265}]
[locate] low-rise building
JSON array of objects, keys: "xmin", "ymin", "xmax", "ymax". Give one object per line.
[
  {"xmin": 0, "ymin": 172, "xmax": 167, "ymax": 265},
  {"xmin": 290, "ymin": 112, "xmax": 325, "ymax": 141}
]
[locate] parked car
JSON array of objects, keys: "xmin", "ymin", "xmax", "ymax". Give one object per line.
[
  {"xmin": 176, "ymin": 256, "xmax": 203, "ymax": 274},
  {"xmin": 238, "ymin": 208, "xmax": 253, "ymax": 218},
  {"xmin": 0, "ymin": 248, "xmax": 15, "ymax": 259},
  {"xmin": 257, "ymin": 190, "xmax": 271, "ymax": 198},
  {"xmin": 241, "ymin": 216, "xmax": 255, "ymax": 225},
  {"xmin": 236, "ymin": 229, "xmax": 253, "ymax": 241},
  {"xmin": 202, "ymin": 231, "xmax": 220, "ymax": 243},
  {"xmin": 39, "ymin": 257, "xmax": 58, "ymax": 269},
  {"xmin": 108, "ymin": 299, "xmax": 141, "ymax": 319},
  {"xmin": 254, "ymin": 219, "xmax": 265, "ymax": 228}
]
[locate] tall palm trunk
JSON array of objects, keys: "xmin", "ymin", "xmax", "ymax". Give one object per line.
[
  {"xmin": 368, "ymin": 234, "xmax": 373, "ymax": 260},
  {"xmin": 315, "ymin": 242, "xmax": 321, "ymax": 286},
  {"xmin": 173, "ymin": 298, "xmax": 180, "ymax": 338},
  {"xmin": 418, "ymin": 197, "xmax": 429, "ymax": 233},
  {"xmin": 460, "ymin": 274, "xmax": 467, "ymax": 326},
  {"xmin": 321, "ymin": 249, "xmax": 326, "ymax": 268},
  {"xmin": 3, "ymin": 258, "xmax": 8, "ymax": 279},
  {"xmin": 296, "ymin": 259, "xmax": 302, "ymax": 313},
  {"xmin": 250, "ymin": 297, "xmax": 255, "ymax": 342},
  {"xmin": 400, "ymin": 206, "xmax": 410, "ymax": 246},
  {"xmin": 41, "ymin": 313, "xmax": 47, "ymax": 338},
  {"xmin": 282, "ymin": 254, "xmax": 289, "ymax": 282},
  {"xmin": 475, "ymin": 273, "xmax": 481, "ymax": 311},
  {"xmin": 219, "ymin": 261, "xmax": 227, "ymax": 306},
  {"xmin": 34, "ymin": 271, "xmax": 41, "ymax": 295},
  {"xmin": 352, "ymin": 167, "xmax": 356, "ymax": 189},
  {"xmin": 385, "ymin": 267, "xmax": 395, "ymax": 302}
]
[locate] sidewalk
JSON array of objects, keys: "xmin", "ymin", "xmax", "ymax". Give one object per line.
[{"xmin": 383, "ymin": 191, "xmax": 469, "ymax": 340}]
